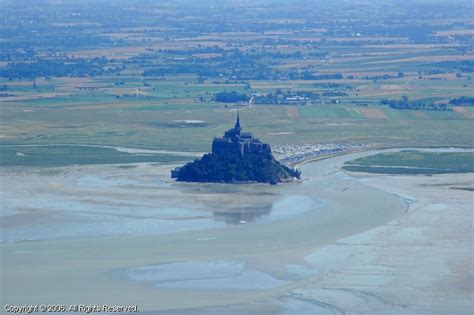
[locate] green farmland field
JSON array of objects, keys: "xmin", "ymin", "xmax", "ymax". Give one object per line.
[
  {"xmin": 0, "ymin": 145, "xmax": 191, "ymax": 167},
  {"xmin": 343, "ymin": 150, "xmax": 474, "ymax": 175}
]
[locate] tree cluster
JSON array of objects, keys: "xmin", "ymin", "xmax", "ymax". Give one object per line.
[
  {"xmin": 380, "ymin": 95, "xmax": 452, "ymax": 111},
  {"xmin": 214, "ymin": 91, "xmax": 250, "ymax": 103},
  {"xmin": 449, "ymin": 97, "xmax": 474, "ymax": 106},
  {"xmin": 0, "ymin": 58, "xmax": 118, "ymax": 79},
  {"xmin": 173, "ymin": 151, "xmax": 300, "ymax": 184}
]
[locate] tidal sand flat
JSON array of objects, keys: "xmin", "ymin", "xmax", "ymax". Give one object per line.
[
  {"xmin": 292, "ymin": 172, "xmax": 473, "ymax": 314},
  {"xmin": 127, "ymin": 261, "xmax": 290, "ymax": 291},
  {"xmin": 1, "ymin": 150, "xmax": 470, "ymax": 313},
  {"xmin": 0, "ymin": 163, "xmax": 322, "ymax": 242}
]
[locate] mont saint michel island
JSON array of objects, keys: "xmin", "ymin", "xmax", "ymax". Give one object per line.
[{"xmin": 171, "ymin": 112, "xmax": 301, "ymax": 184}]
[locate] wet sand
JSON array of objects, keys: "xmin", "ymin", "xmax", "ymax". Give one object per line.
[{"xmin": 0, "ymin": 150, "xmax": 472, "ymax": 314}]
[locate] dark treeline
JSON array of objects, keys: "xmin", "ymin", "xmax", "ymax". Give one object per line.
[
  {"xmin": 0, "ymin": 58, "xmax": 123, "ymax": 79},
  {"xmin": 313, "ymin": 83, "xmax": 353, "ymax": 89},
  {"xmin": 362, "ymin": 73, "xmax": 404, "ymax": 80},
  {"xmin": 322, "ymin": 91, "xmax": 348, "ymax": 97},
  {"xmin": 214, "ymin": 91, "xmax": 250, "ymax": 103},
  {"xmin": 430, "ymin": 60, "xmax": 474, "ymax": 73},
  {"xmin": 301, "ymin": 73, "xmax": 343, "ymax": 80},
  {"xmin": 380, "ymin": 95, "xmax": 451, "ymax": 111},
  {"xmin": 449, "ymin": 97, "xmax": 474, "ymax": 106}
]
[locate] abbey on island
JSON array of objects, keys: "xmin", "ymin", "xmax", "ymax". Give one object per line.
[
  {"xmin": 171, "ymin": 112, "xmax": 301, "ymax": 184},
  {"xmin": 211, "ymin": 112, "xmax": 270, "ymax": 156}
]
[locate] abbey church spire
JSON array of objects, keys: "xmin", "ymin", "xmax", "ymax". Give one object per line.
[{"xmin": 234, "ymin": 111, "xmax": 241, "ymax": 132}]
